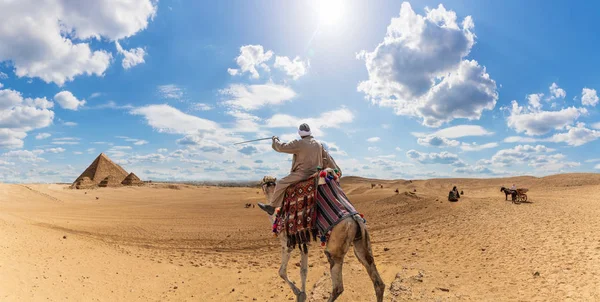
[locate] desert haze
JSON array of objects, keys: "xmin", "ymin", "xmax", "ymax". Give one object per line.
[{"xmin": 2, "ymin": 174, "xmax": 600, "ymax": 301}]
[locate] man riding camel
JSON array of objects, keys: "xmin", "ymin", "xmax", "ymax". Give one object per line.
[{"xmin": 258, "ymin": 123, "xmax": 341, "ymax": 215}]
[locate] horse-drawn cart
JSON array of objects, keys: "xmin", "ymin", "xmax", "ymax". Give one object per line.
[
  {"xmin": 501, "ymin": 187, "xmax": 529, "ymax": 204},
  {"xmin": 513, "ymin": 188, "xmax": 528, "ymax": 204}
]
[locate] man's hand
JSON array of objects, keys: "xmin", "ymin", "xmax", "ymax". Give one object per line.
[{"xmin": 272, "ymin": 136, "xmax": 279, "ymax": 141}]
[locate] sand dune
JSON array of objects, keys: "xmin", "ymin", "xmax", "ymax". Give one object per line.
[{"xmin": 2, "ymin": 174, "xmax": 600, "ymax": 301}]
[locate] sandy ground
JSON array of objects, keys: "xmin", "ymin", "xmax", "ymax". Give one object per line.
[{"xmin": 2, "ymin": 174, "xmax": 600, "ymax": 301}]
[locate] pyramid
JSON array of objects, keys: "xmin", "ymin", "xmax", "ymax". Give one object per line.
[
  {"xmin": 122, "ymin": 172, "xmax": 143, "ymax": 186},
  {"xmin": 73, "ymin": 153, "xmax": 128, "ymax": 187}
]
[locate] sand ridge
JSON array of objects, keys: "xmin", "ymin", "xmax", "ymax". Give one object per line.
[{"xmin": 1, "ymin": 174, "xmax": 600, "ymax": 301}]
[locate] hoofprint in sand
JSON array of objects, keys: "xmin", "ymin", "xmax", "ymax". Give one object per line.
[{"xmin": 1, "ymin": 173, "xmax": 600, "ymax": 301}]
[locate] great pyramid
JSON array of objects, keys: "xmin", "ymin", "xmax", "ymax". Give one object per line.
[{"xmin": 72, "ymin": 153, "xmax": 129, "ymax": 188}]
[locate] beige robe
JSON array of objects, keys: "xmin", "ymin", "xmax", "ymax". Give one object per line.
[{"xmin": 269, "ymin": 136, "xmax": 341, "ymax": 208}]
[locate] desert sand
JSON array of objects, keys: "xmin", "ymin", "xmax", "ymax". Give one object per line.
[{"xmin": 2, "ymin": 174, "xmax": 600, "ymax": 301}]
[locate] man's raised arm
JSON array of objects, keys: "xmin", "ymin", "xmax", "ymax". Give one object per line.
[{"xmin": 272, "ymin": 137, "xmax": 300, "ymax": 154}]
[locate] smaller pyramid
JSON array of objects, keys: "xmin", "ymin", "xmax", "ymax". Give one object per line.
[{"xmin": 122, "ymin": 172, "xmax": 143, "ymax": 186}]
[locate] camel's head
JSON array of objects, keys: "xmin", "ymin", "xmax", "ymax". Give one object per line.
[{"xmin": 260, "ymin": 176, "xmax": 277, "ymax": 200}]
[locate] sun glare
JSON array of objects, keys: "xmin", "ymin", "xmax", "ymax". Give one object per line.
[{"xmin": 317, "ymin": 0, "xmax": 344, "ymax": 27}]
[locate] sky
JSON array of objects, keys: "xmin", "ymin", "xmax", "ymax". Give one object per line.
[{"xmin": 2, "ymin": 0, "xmax": 600, "ymax": 183}]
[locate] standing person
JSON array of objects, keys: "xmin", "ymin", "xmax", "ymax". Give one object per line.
[{"xmin": 258, "ymin": 123, "xmax": 340, "ymax": 215}]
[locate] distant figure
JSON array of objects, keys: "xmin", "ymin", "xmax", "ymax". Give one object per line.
[
  {"xmin": 371, "ymin": 184, "xmax": 375, "ymax": 189},
  {"xmin": 510, "ymin": 184, "xmax": 517, "ymax": 190},
  {"xmin": 413, "ymin": 188, "xmax": 417, "ymax": 192},
  {"xmin": 460, "ymin": 190, "xmax": 464, "ymax": 195},
  {"xmin": 448, "ymin": 190, "xmax": 458, "ymax": 202},
  {"xmin": 452, "ymin": 186, "xmax": 460, "ymax": 198},
  {"xmin": 395, "ymin": 188, "xmax": 399, "ymax": 194},
  {"xmin": 380, "ymin": 184, "xmax": 383, "ymax": 189}
]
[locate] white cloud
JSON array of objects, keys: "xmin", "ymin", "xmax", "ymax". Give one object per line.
[
  {"xmin": 190, "ymin": 103, "xmax": 213, "ymax": 111},
  {"xmin": 548, "ymin": 123, "xmax": 600, "ymax": 146},
  {"xmin": 406, "ymin": 150, "xmax": 465, "ymax": 166},
  {"xmin": 0, "ymin": 129, "xmax": 27, "ymax": 149},
  {"xmin": 35, "ymin": 133, "xmax": 51, "ymax": 140},
  {"xmin": 0, "ymin": 89, "xmax": 54, "ymax": 148},
  {"xmin": 503, "ymin": 136, "xmax": 539, "ymax": 143},
  {"xmin": 54, "ymin": 91, "xmax": 86, "ymax": 110},
  {"xmin": 117, "ymin": 136, "xmax": 149, "ymax": 145},
  {"xmin": 2, "ymin": 149, "xmax": 46, "ymax": 163},
  {"xmin": 413, "ymin": 125, "xmax": 493, "ymax": 139},
  {"xmin": 176, "ymin": 134, "xmax": 226, "ymax": 154},
  {"xmin": 226, "ymin": 110, "xmax": 261, "ymax": 132},
  {"xmin": 357, "ymin": 3, "xmax": 497, "ymax": 127},
  {"xmin": 73, "ymin": 151, "xmax": 83, "ymax": 155},
  {"xmin": 0, "ymin": 72, "xmax": 7, "ymax": 79},
  {"xmin": 228, "ymin": 45, "xmax": 273, "ymax": 79},
  {"xmin": 321, "ymin": 141, "xmax": 347, "ymax": 156},
  {"xmin": 157, "ymin": 84, "xmax": 183, "ymax": 100},
  {"xmin": 581, "ymin": 88, "xmax": 598, "ymax": 107},
  {"xmin": 505, "ymin": 100, "xmax": 586, "ymax": 136},
  {"xmin": 131, "ymin": 104, "xmax": 220, "ymax": 134},
  {"xmin": 221, "ymin": 83, "xmax": 296, "ymax": 111},
  {"xmin": 490, "ymin": 145, "xmax": 560, "ymax": 168},
  {"xmin": 527, "ymin": 93, "xmax": 544, "ymax": 110},
  {"xmin": 265, "ymin": 108, "xmax": 354, "ymax": 137},
  {"xmin": 367, "ymin": 146, "xmax": 380, "ymax": 152},
  {"xmin": 549, "ymin": 83, "xmax": 566, "ymax": 100},
  {"xmin": 45, "ymin": 147, "xmax": 65, "ymax": 153},
  {"xmin": 89, "ymin": 92, "xmax": 102, "ymax": 99},
  {"xmin": 157, "ymin": 148, "xmax": 168, "ymax": 153},
  {"xmin": 367, "ymin": 137, "xmax": 381, "ymax": 143},
  {"xmin": 274, "ymin": 56, "xmax": 308, "ymax": 80},
  {"xmin": 0, "ymin": 0, "xmax": 156, "ymax": 85},
  {"xmin": 417, "ymin": 135, "xmax": 460, "ymax": 148},
  {"xmin": 460, "ymin": 142, "xmax": 498, "ymax": 152},
  {"xmin": 62, "ymin": 121, "xmax": 77, "ymax": 127},
  {"xmin": 453, "ymin": 165, "xmax": 493, "ymax": 174},
  {"xmin": 132, "ymin": 140, "xmax": 148, "ymax": 145},
  {"xmin": 115, "ymin": 41, "xmax": 146, "ymax": 69}
]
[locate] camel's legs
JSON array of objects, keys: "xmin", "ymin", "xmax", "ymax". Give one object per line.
[
  {"xmin": 297, "ymin": 248, "xmax": 308, "ymax": 302},
  {"xmin": 326, "ymin": 254, "xmax": 344, "ymax": 302},
  {"xmin": 353, "ymin": 224, "xmax": 385, "ymax": 302},
  {"xmin": 325, "ymin": 219, "xmax": 356, "ymax": 302},
  {"xmin": 300, "ymin": 249, "xmax": 308, "ymax": 292},
  {"xmin": 279, "ymin": 241, "xmax": 302, "ymax": 296}
]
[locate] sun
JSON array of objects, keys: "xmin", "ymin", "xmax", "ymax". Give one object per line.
[{"xmin": 317, "ymin": 0, "xmax": 344, "ymax": 27}]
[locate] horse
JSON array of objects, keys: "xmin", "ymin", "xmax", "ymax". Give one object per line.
[
  {"xmin": 261, "ymin": 176, "xmax": 385, "ymax": 302},
  {"xmin": 500, "ymin": 187, "xmax": 516, "ymax": 201}
]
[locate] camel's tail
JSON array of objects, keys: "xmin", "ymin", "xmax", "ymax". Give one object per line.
[{"xmin": 352, "ymin": 214, "xmax": 369, "ymax": 246}]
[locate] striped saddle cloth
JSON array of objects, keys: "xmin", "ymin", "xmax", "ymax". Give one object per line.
[{"xmin": 274, "ymin": 169, "xmax": 358, "ymax": 250}]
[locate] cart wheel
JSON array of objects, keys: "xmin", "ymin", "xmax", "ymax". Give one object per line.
[{"xmin": 523, "ymin": 194, "xmax": 527, "ymax": 202}]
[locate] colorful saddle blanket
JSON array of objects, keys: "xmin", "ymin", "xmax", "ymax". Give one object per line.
[
  {"xmin": 274, "ymin": 169, "xmax": 358, "ymax": 249},
  {"xmin": 276, "ymin": 178, "xmax": 319, "ymax": 250}
]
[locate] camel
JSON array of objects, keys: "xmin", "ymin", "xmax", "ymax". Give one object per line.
[{"xmin": 261, "ymin": 177, "xmax": 385, "ymax": 302}]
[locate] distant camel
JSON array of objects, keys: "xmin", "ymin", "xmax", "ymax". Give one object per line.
[{"xmin": 261, "ymin": 176, "xmax": 384, "ymax": 302}]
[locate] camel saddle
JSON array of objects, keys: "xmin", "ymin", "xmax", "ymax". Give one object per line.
[{"xmin": 274, "ymin": 169, "xmax": 358, "ymax": 250}]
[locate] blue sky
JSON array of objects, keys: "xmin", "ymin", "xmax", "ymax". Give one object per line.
[{"xmin": 1, "ymin": 0, "xmax": 600, "ymax": 183}]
